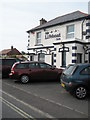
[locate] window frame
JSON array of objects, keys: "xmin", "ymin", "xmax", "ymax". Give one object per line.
[
  {"xmin": 66, "ymin": 24, "xmax": 74, "ymax": 39},
  {"xmin": 36, "ymin": 32, "xmax": 41, "ymax": 44}
]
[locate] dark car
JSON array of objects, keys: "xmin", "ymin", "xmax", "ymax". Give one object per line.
[
  {"xmin": 9, "ymin": 61, "xmax": 63, "ymax": 84},
  {"xmin": 60, "ymin": 63, "xmax": 90, "ymax": 99},
  {"xmin": 0, "ymin": 58, "xmax": 22, "ymax": 78}
]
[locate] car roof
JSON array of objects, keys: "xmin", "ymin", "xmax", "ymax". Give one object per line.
[
  {"xmin": 68, "ymin": 63, "xmax": 90, "ymax": 67},
  {"xmin": 18, "ymin": 61, "xmax": 47, "ymax": 64}
]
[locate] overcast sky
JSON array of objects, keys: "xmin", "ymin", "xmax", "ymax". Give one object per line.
[{"xmin": 0, "ymin": 0, "xmax": 89, "ymax": 52}]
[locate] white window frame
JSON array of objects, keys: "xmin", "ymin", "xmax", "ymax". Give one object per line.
[
  {"xmin": 66, "ymin": 24, "xmax": 74, "ymax": 39},
  {"xmin": 36, "ymin": 32, "xmax": 41, "ymax": 44}
]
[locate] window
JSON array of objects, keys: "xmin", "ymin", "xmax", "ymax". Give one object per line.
[
  {"xmin": 30, "ymin": 56, "xmax": 34, "ymax": 61},
  {"xmin": 29, "ymin": 63, "xmax": 39, "ymax": 68},
  {"xmin": 81, "ymin": 66, "xmax": 90, "ymax": 75},
  {"xmin": 38, "ymin": 53, "xmax": 45, "ymax": 62},
  {"xmin": 29, "ymin": 63, "xmax": 36, "ymax": 68},
  {"xmin": 66, "ymin": 25, "xmax": 74, "ymax": 39},
  {"xmin": 39, "ymin": 63, "xmax": 51, "ymax": 69},
  {"xmin": 63, "ymin": 65, "xmax": 77, "ymax": 75},
  {"xmin": 36, "ymin": 32, "xmax": 41, "ymax": 44},
  {"xmin": 77, "ymin": 53, "xmax": 82, "ymax": 63},
  {"xmin": 16, "ymin": 63, "xmax": 29, "ymax": 69}
]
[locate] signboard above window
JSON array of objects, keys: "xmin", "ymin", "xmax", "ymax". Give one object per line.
[{"xmin": 45, "ymin": 30, "xmax": 61, "ymax": 40}]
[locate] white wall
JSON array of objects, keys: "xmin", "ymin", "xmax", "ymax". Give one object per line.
[
  {"xmin": 28, "ymin": 20, "xmax": 86, "ymax": 48},
  {"xmin": 27, "ymin": 19, "xmax": 88, "ymax": 67}
]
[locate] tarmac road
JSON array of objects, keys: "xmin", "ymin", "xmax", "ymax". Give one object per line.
[{"xmin": 0, "ymin": 78, "xmax": 89, "ymax": 119}]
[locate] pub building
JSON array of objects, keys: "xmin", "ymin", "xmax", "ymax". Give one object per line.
[{"xmin": 27, "ymin": 11, "xmax": 90, "ymax": 68}]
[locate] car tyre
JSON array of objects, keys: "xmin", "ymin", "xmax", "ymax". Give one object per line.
[
  {"xmin": 75, "ymin": 86, "xmax": 87, "ymax": 99},
  {"xmin": 20, "ymin": 75, "xmax": 29, "ymax": 84}
]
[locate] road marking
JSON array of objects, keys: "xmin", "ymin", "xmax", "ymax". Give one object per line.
[
  {"xmin": 3, "ymin": 82, "xmax": 88, "ymax": 117},
  {"xmin": 0, "ymin": 97, "xmax": 34, "ymax": 120},
  {"xmin": 0, "ymin": 90, "xmax": 55, "ymax": 119}
]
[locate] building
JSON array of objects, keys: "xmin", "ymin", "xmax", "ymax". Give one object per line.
[
  {"xmin": 0, "ymin": 46, "xmax": 21, "ymax": 58},
  {"xmin": 27, "ymin": 11, "xmax": 90, "ymax": 68}
]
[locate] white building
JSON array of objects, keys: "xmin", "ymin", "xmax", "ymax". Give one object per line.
[{"xmin": 27, "ymin": 11, "xmax": 90, "ymax": 68}]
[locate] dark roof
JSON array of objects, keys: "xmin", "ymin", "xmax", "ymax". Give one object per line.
[
  {"xmin": 27, "ymin": 11, "xmax": 88, "ymax": 33},
  {"xmin": 0, "ymin": 48, "xmax": 21, "ymax": 55}
]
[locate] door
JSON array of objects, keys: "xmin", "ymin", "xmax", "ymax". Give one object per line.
[
  {"xmin": 28, "ymin": 62, "xmax": 44, "ymax": 80},
  {"xmin": 62, "ymin": 51, "xmax": 66, "ymax": 67},
  {"xmin": 80, "ymin": 66, "xmax": 90, "ymax": 91},
  {"xmin": 77, "ymin": 53, "xmax": 82, "ymax": 63},
  {"xmin": 39, "ymin": 63, "xmax": 58, "ymax": 80}
]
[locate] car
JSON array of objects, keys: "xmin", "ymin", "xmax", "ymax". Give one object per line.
[
  {"xmin": 60, "ymin": 63, "xmax": 90, "ymax": 99},
  {"xmin": 0, "ymin": 58, "xmax": 22, "ymax": 78},
  {"xmin": 9, "ymin": 61, "xmax": 63, "ymax": 84}
]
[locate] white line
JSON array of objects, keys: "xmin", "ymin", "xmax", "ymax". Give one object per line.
[
  {"xmin": 1, "ymin": 90, "xmax": 55, "ymax": 119},
  {"xmin": 3, "ymin": 82, "xmax": 88, "ymax": 117},
  {"xmin": 0, "ymin": 97, "xmax": 34, "ymax": 120}
]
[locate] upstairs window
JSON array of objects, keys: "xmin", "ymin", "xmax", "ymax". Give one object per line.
[
  {"xmin": 36, "ymin": 32, "xmax": 41, "ymax": 44},
  {"xmin": 66, "ymin": 25, "xmax": 74, "ymax": 39}
]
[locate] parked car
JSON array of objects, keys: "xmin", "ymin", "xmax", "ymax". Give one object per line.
[
  {"xmin": 9, "ymin": 61, "xmax": 63, "ymax": 84},
  {"xmin": 60, "ymin": 63, "xmax": 90, "ymax": 99},
  {"xmin": 0, "ymin": 58, "xmax": 22, "ymax": 78}
]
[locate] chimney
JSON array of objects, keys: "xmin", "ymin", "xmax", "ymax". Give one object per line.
[
  {"xmin": 40, "ymin": 18, "xmax": 47, "ymax": 25},
  {"xmin": 11, "ymin": 46, "xmax": 13, "ymax": 51}
]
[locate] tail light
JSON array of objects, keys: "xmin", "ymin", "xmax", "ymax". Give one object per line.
[
  {"xmin": 11, "ymin": 63, "xmax": 17, "ymax": 71},
  {"xmin": 10, "ymin": 63, "xmax": 17, "ymax": 75}
]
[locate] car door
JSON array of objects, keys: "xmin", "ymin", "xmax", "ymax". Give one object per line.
[
  {"xmin": 28, "ymin": 62, "xmax": 44, "ymax": 80},
  {"xmin": 80, "ymin": 66, "xmax": 90, "ymax": 91},
  {"xmin": 39, "ymin": 63, "xmax": 58, "ymax": 80}
]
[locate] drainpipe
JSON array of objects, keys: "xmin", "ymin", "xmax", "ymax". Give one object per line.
[
  {"xmin": 82, "ymin": 19, "xmax": 86, "ymax": 63},
  {"xmin": 81, "ymin": 19, "xmax": 85, "ymax": 40}
]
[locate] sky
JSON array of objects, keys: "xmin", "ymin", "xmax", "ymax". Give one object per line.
[{"xmin": 0, "ymin": 0, "xmax": 89, "ymax": 53}]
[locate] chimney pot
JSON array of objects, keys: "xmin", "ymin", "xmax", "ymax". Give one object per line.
[
  {"xmin": 40, "ymin": 18, "xmax": 47, "ymax": 25},
  {"xmin": 11, "ymin": 46, "xmax": 13, "ymax": 51}
]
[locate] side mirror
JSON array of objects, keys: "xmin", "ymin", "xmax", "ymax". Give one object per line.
[{"xmin": 51, "ymin": 66, "xmax": 55, "ymax": 70}]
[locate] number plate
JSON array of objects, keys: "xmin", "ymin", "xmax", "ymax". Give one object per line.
[{"xmin": 61, "ymin": 83, "xmax": 65, "ymax": 87}]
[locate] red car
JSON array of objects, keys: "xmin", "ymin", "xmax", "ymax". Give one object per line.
[{"xmin": 9, "ymin": 61, "xmax": 63, "ymax": 84}]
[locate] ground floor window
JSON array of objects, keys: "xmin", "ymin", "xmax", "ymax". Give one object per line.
[
  {"xmin": 30, "ymin": 55, "xmax": 34, "ymax": 61},
  {"xmin": 77, "ymin": 53, "xmax": 82, "ymax": 63},
  {"xmin": 38, "ymin": 53, "xmax": 45, "ymax": 62}
]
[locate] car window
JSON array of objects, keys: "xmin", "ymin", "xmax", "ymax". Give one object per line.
[
  {"xmin": 39, "ymin": 63, "xmax": 47, "ymax": 68},
  {"xmin": 29, "ymin": 63, "xmax": 36, "ymax": 68},
  {"xmin": 80, "ymin": 66, "xmax": 90, "ymax": 75},
  {"xmin": 63, "ymin": 65, "xmax": 76, "ymax": 75},
  {"xmin": 39, "ymin": 63, "xmax": 51, "ymax": 69},
  {"xmin": 29, "ymin": 63, "xmax": 39, "ymax": 68},
  {"xmin": 16, "ymin": 63, "xmax": 29, "ymax": 69}
]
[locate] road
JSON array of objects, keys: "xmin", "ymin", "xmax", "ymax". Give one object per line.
[{"xmin": 0, "ymin": 78, "xmax": 89, "ymax": 119}]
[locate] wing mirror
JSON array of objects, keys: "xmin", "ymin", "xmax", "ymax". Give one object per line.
[{"xmin": 51, "ymin": 65, "xmax": 55, "ymax": 70}]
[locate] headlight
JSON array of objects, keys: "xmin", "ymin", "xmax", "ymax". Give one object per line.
[{"xmin": 68, "ymin": 82, "xmax": 72, "ymax": 86}]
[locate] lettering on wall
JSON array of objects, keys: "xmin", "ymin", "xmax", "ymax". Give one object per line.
[{"xmin": 45, "ymin": 30, "xmax": 61, "ymax": 40}]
